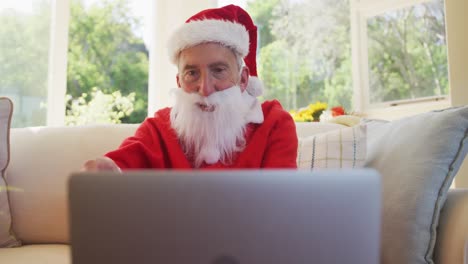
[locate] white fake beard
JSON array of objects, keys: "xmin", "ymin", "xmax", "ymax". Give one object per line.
[{"xmin": 170, "ymin": 86, "xmax": 251, "ymax": 168}]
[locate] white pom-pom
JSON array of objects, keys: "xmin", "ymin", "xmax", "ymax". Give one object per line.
[{"xmin": 246, "ymin": 77, "xmax": 263, "ymax": 97}]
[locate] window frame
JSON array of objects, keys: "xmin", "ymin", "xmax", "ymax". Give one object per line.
[
  {"xmin": 350, "ymin": 0, "xmax": 450, "ymax": 119},
  {"xmin": 47, "ymin": 0, "xmax": 70, "ymax": 126}
]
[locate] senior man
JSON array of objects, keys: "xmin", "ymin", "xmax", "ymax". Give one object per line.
[{"xmin": 83, "ymin": 4, "xmax": 298, "ymax": 171}]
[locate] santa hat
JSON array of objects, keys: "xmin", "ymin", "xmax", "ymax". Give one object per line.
[{"xmin": 168, "ymin": 4, "xmax": 263, "ymax": 97}]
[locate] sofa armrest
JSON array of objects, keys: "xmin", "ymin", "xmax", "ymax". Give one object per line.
[{"xmin": 434, "ymin": 188, "xmax": 468, "ymax": 264}]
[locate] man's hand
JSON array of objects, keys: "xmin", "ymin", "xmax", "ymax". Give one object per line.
[{"xmin": 81, "ymin": 157, "xmax": 121, "ymax": 172}]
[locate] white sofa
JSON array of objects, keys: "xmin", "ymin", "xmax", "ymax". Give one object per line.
[{"xmin": 0, "ymin": 108, "xmax": 467, "ymax": 264}]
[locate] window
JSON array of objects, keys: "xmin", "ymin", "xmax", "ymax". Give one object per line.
[
  {"xmin": 354, "ymin": 0, "xmax": 449, "ymax": 111},
  {"xmin": 221, "ymin": 0, "xmax": 353, "ymax": 112},
  {"xmin": 0, "ymin": 0, "xmax": 52, "ymax": 128},
  {"xmin": 0, "ymin": 0, "xmax": 459, "ymax": 127},
  {"xmin": 65, "ymin": 0, "xmax": 149, "ymax": 125},
  {"xmin": 221, "ymin": 0, "xmax": 449, "ymax": 117}
]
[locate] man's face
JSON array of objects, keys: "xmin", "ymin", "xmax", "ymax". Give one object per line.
[
  {"xmin": 176, "ymin": 43, "xmax": 249, "ymax": 107},
  {"xmin": 172, "ymin": 43, "xmax": 253, "ymax": 167}
]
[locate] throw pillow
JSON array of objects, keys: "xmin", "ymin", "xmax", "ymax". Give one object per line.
[
  {"xmin": 364, "ymin": 106, "xmax": 468, "ymax": 264},
  {"xmin": 297, "ymin": 124, "xmax": 367, "ymax": 169},
  {"xmin": 0, "ymin": 97, "xmax": 21, "ymax": 247},
  {"xmin": 328, "ymin": 115, "xmax": 361, "ymax": 127}
]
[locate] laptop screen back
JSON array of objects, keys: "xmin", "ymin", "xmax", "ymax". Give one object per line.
[{"xmin": 69, "ymin": 169, "xmax": 381, "ymax": 264}]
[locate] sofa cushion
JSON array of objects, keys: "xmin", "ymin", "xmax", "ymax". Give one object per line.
[
  {"xmin": 297, "ymin": 124, "xmax": 366, "ymax": 169},
  {"xmin": 364, "ymin": 106, "xmax": 468, "ymax": 264},
  {"xmin": 0, "ymin": 97, "xmax": 21, "ymax": 247},
  {"xmin": 7, "ymin": 124, "xmax": 138, "ymax": 244},
  {"xmin": 0, "ymin": 244, "xmax": 70, "ymax": 264},
  {"xmin": 434, "ymin": 189, "xmax": 468, "ymax": 264}
]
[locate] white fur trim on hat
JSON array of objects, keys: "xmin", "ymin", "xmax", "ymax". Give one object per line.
[
  {"xmin": 246, "ymin": 76, "xmax": 263, "ymax": 97},
  {"xmin": 168, "ymin": 19, "xmax": 249, "ymax": 64}
]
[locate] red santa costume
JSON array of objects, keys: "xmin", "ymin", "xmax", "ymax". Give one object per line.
[{"xmin": 105, "ymin": 4, "xmax": 298, "ymax": 169}]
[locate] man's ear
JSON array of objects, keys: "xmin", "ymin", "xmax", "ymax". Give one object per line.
[
  {"xmin": 239, "ymin": 66, "xmax": 250, "ymax": 92},
  {"xmin": 176, "ymin": 74, "xmax": 181, "ymax": 88}
]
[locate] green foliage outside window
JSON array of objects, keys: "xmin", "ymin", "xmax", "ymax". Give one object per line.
[
  {"xmin": 0, "ymin": 1, "xmax": 50, "ymax": 127},
  {"xmin": 246, "ymin": 0, "xmax": 448, "ymax": 111},
  {"xmin": 247, "ymin": 0, "xmax": 353, "ymax": 111},
  {"xmin": 367, "ymin": 0, "xmax": 448, "ymax": 103},
  {"xmin": 66, "ymin": 0, "xmax": 148, "ymax": 125},
  {"xmin": 0, "ymin": 0, "xmax": 448, "ymax": 126},
  {"xmin": 0, "ymin": 0, "xmax": 148, "ymax": 127},
  {"xmin": 65, "ymin": 88, "xmax": 135, "ymax": 125}
]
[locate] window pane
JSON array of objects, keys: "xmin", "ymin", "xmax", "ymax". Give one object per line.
[
  {"xmin": 218, "ymin": 0, "xmax": 352, "ymax": 111},
  {"xmin": 66, "ymin": 0, "xmax": 149, "ymax": 125},
  {"xmin": 367, "ymin": 0, "xmax": 449, "ymax": 104},
  {"xmin": 0, "ymin": 0, "xmax": 51, "ymax": 128},
  {"xmin": 222, "ymin": 0, "xmax": 353, "ymax": 111}
]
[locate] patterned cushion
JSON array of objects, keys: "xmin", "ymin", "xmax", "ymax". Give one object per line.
[
  {"xmin": 297, "ymin": 124, "xmax": 367, "ymax": 169},
  {"xmin": 0, "ymin": 97, "xmax": 21, "ymax": 247}
]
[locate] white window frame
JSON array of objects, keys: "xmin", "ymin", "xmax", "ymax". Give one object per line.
[
  {"xmin": 47, "ymin": 0, "xmax": 70, "ymax": 126},
  {"xmin": 350, "ymin": 0, "xmax": 450, "ymax": 120}
]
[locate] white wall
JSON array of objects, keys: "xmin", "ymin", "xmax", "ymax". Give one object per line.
[
  {"xmin": 445, "ymin": 0, "xmax": 468, "ymax": 188},
  {"xmin": 446, "ymin": 0, "xmax": 468, "ymax": 107}
]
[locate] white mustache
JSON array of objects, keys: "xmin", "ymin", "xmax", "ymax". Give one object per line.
[{"xmin": 196, "ymin": 102, "xmax": 215, "ymax": 112}]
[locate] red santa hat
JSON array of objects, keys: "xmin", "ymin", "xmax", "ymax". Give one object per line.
[{"xmin": 168, "ymin": 4, "xmax": 263, "ymax": 97}]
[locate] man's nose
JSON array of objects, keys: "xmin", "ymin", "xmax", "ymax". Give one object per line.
[{"xmin": 198, "ymin": 72, "xmax": 216, "ymax": 97}]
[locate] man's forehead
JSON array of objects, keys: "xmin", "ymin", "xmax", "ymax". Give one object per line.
[
  {"xmin": 186, "ymin": 41, "xmax": 236, "ymax": 53},
  {"xmin": 178, "ymin": 45, "xmax": 239, "ymax": 69},
  {"xmin": 177, "ymin": 42, "xmax": 238, "ymax": 61}
]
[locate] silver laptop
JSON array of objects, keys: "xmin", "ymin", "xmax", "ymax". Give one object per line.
[{"xmin": 68, "ymin": 169, "xmax": 381, "ymax": 264}]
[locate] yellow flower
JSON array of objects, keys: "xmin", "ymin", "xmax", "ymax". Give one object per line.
[
  {"xmin": 309, "ymin": 101, "xmax": 327, "ymax": 112},
  {"xmin": 290, "ymin": 101, "xmax": 328, "ymax": 122}
]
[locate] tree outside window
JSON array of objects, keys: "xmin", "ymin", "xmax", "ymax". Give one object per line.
[
  {"xmin": 367, "ymin": 0, "xmax": 448, "ymax": 105},
  {"xmin": 66, "ymin": 0, "xmax": 149, "ymax": 125},
  {"xmin": 0, "ymin": 0, "xmax": 51, "ymax": 128},
  {"xmin": 242, "ymin": 0, "xmax": 448, "ymax": 113}
]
